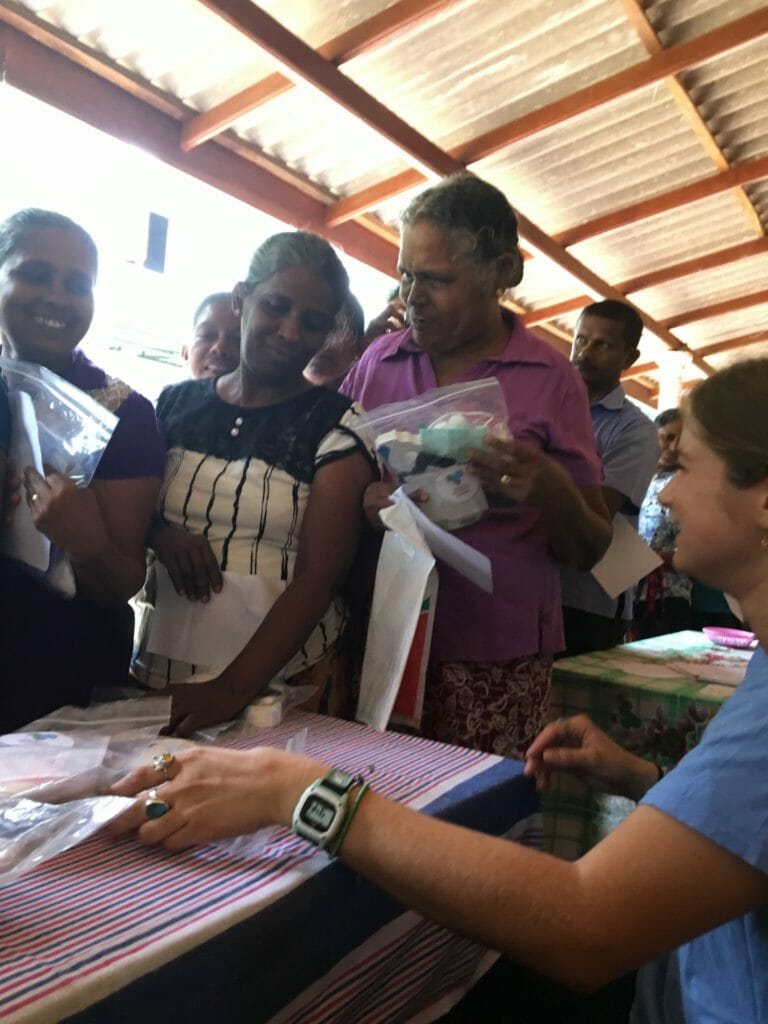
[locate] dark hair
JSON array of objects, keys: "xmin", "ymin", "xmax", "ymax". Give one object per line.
[
  {"xmin": 0, "ymin": 208, "xmax": 98, "ymax": 276},
  {"xmin": 244, "ymin": 231, "xmax": 350, "ymax": 314},
  {"xmin": 655, "ymin": 408, "xmax": 681, "ymax": 428},
  {"xmin": 579, "ymin": 299, "xmax": 643, "ymax": 351},
  {"xmin": 684, "ymin": 359, "xmax": 768, "ymax": 488},
  {"xmin": 193, "ymin": 292, "xmax": 233, "ymax": 325},
  {"xmin": 401, "ymin": 173, "xmax": 523, "ymax": 289},
  {"xmin": 338, "ymin": 293, "xmax": 365, "ymax": 341}
]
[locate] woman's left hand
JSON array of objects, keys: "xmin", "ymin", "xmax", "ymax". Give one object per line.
[
  {"xmin": 165, "ymin": 676, "xmax": 254, "ymax": 737},
  {"xmin": 107, "ymin": 745, "xmax": 325, "ymax": 849},
  {"xmin": 469, "ymin": 436, "xmax": 568, "ymax": 506},
  {"xmin": 23, "ymin": 466, "xmax": 109, "ymax": 560}
]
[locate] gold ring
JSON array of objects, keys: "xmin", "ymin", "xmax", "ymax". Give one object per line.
[
  {"xmin": 500, "ymin": 474, "xmax": 512, "ymax": 486},
  {"xmin": 152, "ymin": 751, "xmax": 175, "ymax": 781}
]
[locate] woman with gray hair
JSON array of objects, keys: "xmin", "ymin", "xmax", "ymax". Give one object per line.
[
  {"xmin": 132, "ymin": 232, "xmax": 378, "ymax": 733},
  {"xmin": 341, "ymin": 174, "xmax": 611, "ymax": 758}
]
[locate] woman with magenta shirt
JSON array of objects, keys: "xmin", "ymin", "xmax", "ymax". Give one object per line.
[
  {"xmin": 341, "ymin": 174, "xmax": 611, "ymax": 757},
  {"xmin": 0, "ymin": 209, "xmax": 165, "ymax": 731}
]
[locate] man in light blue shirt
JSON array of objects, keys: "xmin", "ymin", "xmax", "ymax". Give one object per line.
[{"xmin": 560, "ymin": 300, "xmax": 659, "ymax": 655}]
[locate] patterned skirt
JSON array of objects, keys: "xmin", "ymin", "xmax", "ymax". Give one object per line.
[{"xmin": 420, "ymin": 654, "xmax": 553, "ymax": 760}]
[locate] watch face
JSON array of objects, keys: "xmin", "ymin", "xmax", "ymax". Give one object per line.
[{"xmin": 300, "ymin": 794, "xmax": 336, "ymax": 833}]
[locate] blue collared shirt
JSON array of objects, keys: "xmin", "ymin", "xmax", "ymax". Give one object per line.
[{"xmin": 560, "ymin": 384, "xmax": 659, "ymax": 619}]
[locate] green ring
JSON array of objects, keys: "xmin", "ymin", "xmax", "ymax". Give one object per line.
[{"xmin": 145, "ymin": 798, "xmax": 171, "ymax": 820}]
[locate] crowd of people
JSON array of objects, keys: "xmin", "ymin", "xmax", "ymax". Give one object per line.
[{"xmin": 1, "ymin": 172, "xmax": 766, "ymax": 1022}]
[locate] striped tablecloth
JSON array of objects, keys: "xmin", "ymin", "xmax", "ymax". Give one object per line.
[
  {"xmin": 545, "ymin": 631, "xmax": 747, "ymax": 860},
  {"xmin": 1, "ymin": 711, "xmax": 540, "ymax": 1024}
]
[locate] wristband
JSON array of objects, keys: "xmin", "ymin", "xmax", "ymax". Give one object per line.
[{"xmin": 327, "ymin": 782, "xmax": 370, "ymax": 858}]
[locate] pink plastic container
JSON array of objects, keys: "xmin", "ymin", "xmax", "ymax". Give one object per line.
[{"xmin": 702, "ymin": 626, "xmax": 757, "ymax": 649}]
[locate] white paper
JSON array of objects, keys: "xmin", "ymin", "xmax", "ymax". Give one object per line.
[
  {"xmin": 390, "ymin": 488, "xmax": 493, "ymax": 593},
  {"xmin": 0, "ymin": 389, "xmax": 50, "ymax": 571},
  {"xmin": 590, "ymin": 514, "xmax": 662, "ymax": 599},
  {"xmin": 146, "ymin": 566, "xmax": 285, "ymax": 673},
  {"xmin": 357, "ymin": 500, "xmax": 436, "ymax": 731}
]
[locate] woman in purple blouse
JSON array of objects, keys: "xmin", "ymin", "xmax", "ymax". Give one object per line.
[
  {"xmin": 341, "ymin": 174, "xmax": 612, "ymax": 758},
  {"xmin": 0, "ymin": 208, "xmax": 165, "ymax": 730}
]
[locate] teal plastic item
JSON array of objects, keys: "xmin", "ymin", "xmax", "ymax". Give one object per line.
[{"xmin": 418, "ymin": 422, "xmax": 489, "ymax": 461}]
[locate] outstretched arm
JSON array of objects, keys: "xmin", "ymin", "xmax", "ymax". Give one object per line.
[
  {"xmin": 166, "ymin": 449, "xmax": 375, "ymax": 734},
  {"xmin": 111, "ymin": 744, "xmax": 768, "ymax": 992}
]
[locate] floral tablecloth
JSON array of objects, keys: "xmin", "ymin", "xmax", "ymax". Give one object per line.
[{"xmin": 544, "ymin": 630, "xmax": 753, "ymax": 859}]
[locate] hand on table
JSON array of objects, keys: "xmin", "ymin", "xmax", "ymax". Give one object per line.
[
  {"xmin": 164, "ymin": 675, "xmax": 257, "ymax": 737},
  {"xmin": 524, "ymin": 714, "xmax": 659, "ymax": 803},
  {"xmin": 23, "ymin": 467, "xmax": 109, "ymax": 560},
  {"xmin": 150, "ymin": 521, "xmax": 223, "ymax": 601},
  {"xmin": 108, "ymin": 745, "xmax": 325, "ymax": 849}
]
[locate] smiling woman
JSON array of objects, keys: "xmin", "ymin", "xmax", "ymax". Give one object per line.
[
  {"xmin": 0, "ymin": 208, "xmax": 165, "ymax": 731},
  {"xmin": 132, "ymin": 231, "xmax": 378, "ymax": 735}
]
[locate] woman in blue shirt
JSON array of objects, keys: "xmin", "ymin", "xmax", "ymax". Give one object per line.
[{"xmin": 112, "ymin": 358, "xmax": 768, "ymax": 1023}]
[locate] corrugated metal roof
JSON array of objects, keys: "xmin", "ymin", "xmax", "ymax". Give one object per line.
[{"xmin": 2, "ymin": 0, "xmax": 767, "ymax": 403}]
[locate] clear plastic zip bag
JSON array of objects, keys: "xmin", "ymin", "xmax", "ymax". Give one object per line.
[
  {"xmin": 0, "ymin": 357, "xmax": 118, "ymax": 592},
  {"xmin": 361, "ymin": 378, "xmax": 510, "ymax": 530},
  {"xmin": 0, "ymin": 357, "xmax": 117, "ymax": 484}
]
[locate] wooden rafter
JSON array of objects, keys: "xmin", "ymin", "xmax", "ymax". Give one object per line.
[
  {"xmin": 513, "ymin": 210, "xmax": 713, "ymax": 377},
  {"xmin": 325, "ymin": 7, "xmax": 768, "ymax": 225},
  {"xmin": 0, "ymin": 1, "xmax": 403, "ymax": 253},
  {"xmin": 617, "ymin": 0, "xmax": 764, "ymax": 238},
  {"xmin": 554, "ymin": 153, "xmax": 768, "ymax": 247},
  {"xmin": 0, "ymin": 24, "xmax": 399, "ymax": 276},
  {"xmin": 199, "ymin": 0, "xmax": 461, "ymax": 178},
  {"xmin": 622, "ymin": 329, "xmax": 768, "ymax": 380},
  {"xmin": 622, "ymin": 361, "xmax": 658, "ymax": 381},
  {"xmin": 182, "ymin": 0, "xmax": 458, "ymax": 150},
  {"xmin": 697, "ymin": 331, "xmax": 768, "ymax": 358},
  {"xmin": 522, "ymin": 296, "xmax": 594, "ymax": 326},
  {"xmin": 617, "ymin": 238, "xmax": 768, "ymax": 294},
  {"xmin": 661, "ymin": 289, "xmax": 768, "ymax": 329}
]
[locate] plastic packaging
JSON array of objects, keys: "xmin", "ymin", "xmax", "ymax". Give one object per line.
[
  {"xmin": 0, "ymin": 357, "xmax": 118, "ymax": 485},
  {"xmin": 362, "ymin": 379, "xmax": 510, "ymax": 530},
  {"xmin": 0, "ymin": 794, "xmax": 130, "ymax": 886},
  {"xmin": 0, "ymin": 358, "xmax": 119, "ymax": 593}
]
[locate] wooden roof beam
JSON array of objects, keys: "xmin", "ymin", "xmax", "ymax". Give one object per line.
[
  {"xmin": 200, "ymin": 0, "xmax": 462, "ymax": 178},
  {"xmin": 662, "ymin": 289, "xmax": 768, "ymax": 329},
  {"xmin": 622, "ymin": 361, "xmax": 658, "ymax": 381},
  {"xmin": 617, "ymin": 237, "xmax": 768, "ymax": 294},
  {"xmin": 182, "ymin": 0, "xmax": 458, "ymax": 150},
  {"xmin": 696, "ymin": 331, "xmax": 768, "ymax": 358},
  {"xmin": 522, "ymin": 296, "xmax": 593, "ymax": 326},
  {"xmin": 512, "ymin": 209, "xmax": 713, "ymax": 377},
  {"xmin": 617, "ymin": 0, "xmax": 764, "ymax": 239},
  {"xmin": 555, "ymin": 153, "xmax": 768, "ymax": 248},
  {"xmin": 0, "ymin": 24, "xmax": 399, "ymax": 277},
  {"xmin": 326, "ymin": 7, "xmax": 768, "ymax": 225}
]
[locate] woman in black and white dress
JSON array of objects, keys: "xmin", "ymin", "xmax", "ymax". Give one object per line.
[{"xmin": 132, "ymin": 232, "xmax": 377, "ymax": 734}]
